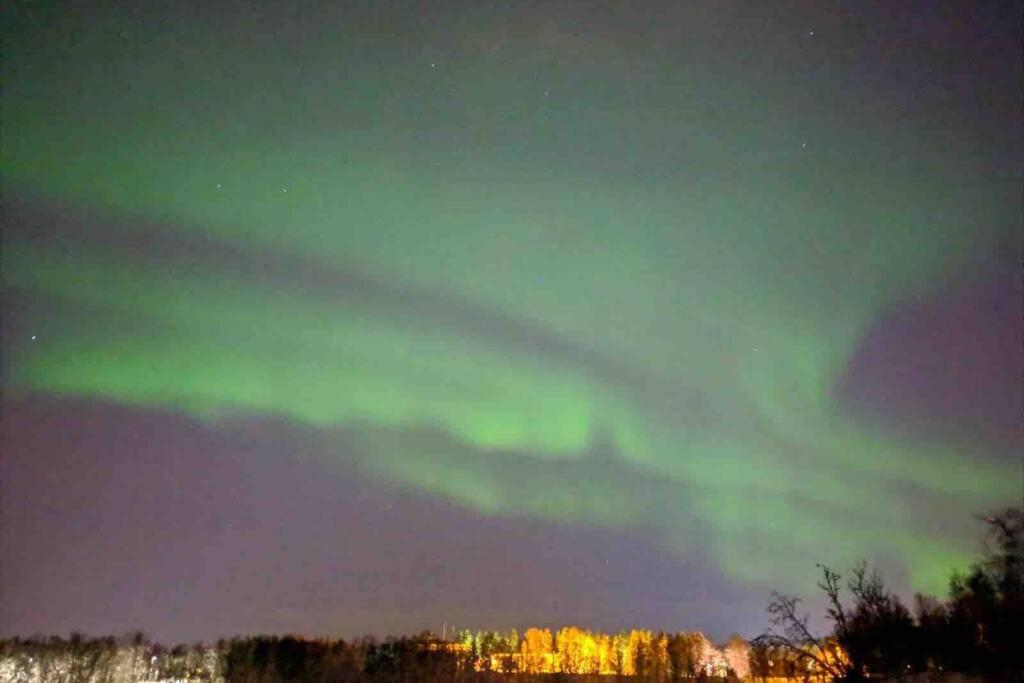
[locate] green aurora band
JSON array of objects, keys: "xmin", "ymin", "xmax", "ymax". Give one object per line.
[{"xmin": 3, "ymin": 3, "xmax": 1018, "ymax": 595}]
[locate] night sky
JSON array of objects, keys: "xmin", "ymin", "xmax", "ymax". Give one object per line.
[{"xmin": 2, "ymin": 1, "xmax": 1021, "ymax": 643}]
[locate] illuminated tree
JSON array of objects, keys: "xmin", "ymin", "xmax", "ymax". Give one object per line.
[
  {"xmin": 554, "ymin": 626, "xmax": 579, "ymax": 674},
  {"xmin": 628, "ymin": 629, "xmax": 655, "ymax": 677},
  {"xmin": 475, "ymin": 631, "xmax": 495, "ymax": 671},
  {"xmin": 520, "ymin": 628, "xmax": 553, "ymax": 674},
  {"xmin": 496, "ymin": 630, "xmax": 519, "ymax": 673},
  {"xmin": 608, "ymin": 631, "xmax": 630, "ymax": 675},
  {"xmin": 650, "ymin": 632, "xmax": 670, "ymax": 679},
  {"xmin": 667, "ymin": 632, "xmax": 700, "ymax": 679},
  {"xmin": 554, "ymin": 626, "xmax": 600, "ymax": 674},
  {"xmin": 595, "ymin": 632, "xmax": 614, "ymax": 674},
  {"xmin": 723, "ymin": 633, "xmax": 751, "ymax": 679}
]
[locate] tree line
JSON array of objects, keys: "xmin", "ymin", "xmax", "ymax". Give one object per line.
[
  {"xmin": 1, "ymin": 507, "xmax": 1018, "ymax": 682},
  {"xmin": 0, "ymin": 628, "xmax": 748, "ymax": 682}
]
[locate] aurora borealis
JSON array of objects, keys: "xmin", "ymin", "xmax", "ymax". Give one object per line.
[{"xmin": 2, "ymin": 0, "xmax": 1021, "ymax": 642}]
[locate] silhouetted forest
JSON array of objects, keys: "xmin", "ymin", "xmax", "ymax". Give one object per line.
[{"xmin": 755, "ymin": 507, "xmax": 1022, "ymax": 682}]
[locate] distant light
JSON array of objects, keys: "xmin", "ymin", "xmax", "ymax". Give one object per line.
[
  {"xmin": 431, "ymin": 63, "xmax": 436, "ymax": 68},
  {"xmin": 809, "ymin": 31, "xmax": 815, "ymax": 36},
  {"xmin": 801, "ymin": 142, "xmax": 807, "ymax": 148},
  {"xmin": 31, "ymin": 335, "xmax": 37, "ymax": 341}
]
